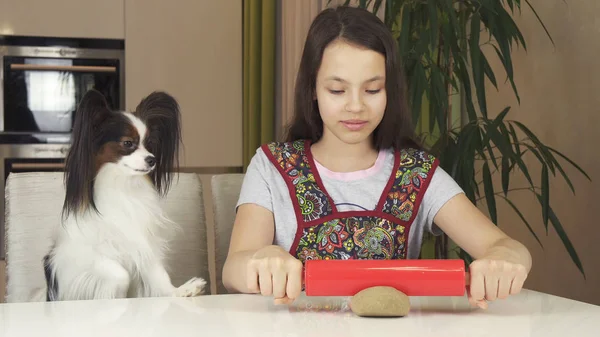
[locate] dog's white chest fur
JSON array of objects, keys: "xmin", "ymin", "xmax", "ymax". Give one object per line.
[{"xmin": 59, "ymin": 165, "xmax": 169, "ymax": 265}]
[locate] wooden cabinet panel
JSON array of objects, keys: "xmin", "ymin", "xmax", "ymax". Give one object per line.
[
  {"xmin": 0, "ymin": 0, "xmax": 124, "ymax": 39},
  {"xmin": 124, "ymin": 0, "xmax": 242, "ymax": 168}
]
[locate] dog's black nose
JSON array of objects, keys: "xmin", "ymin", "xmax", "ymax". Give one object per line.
[{"xmin": 145, "ymin": 155, "xmax": 156, "ymax": 167}]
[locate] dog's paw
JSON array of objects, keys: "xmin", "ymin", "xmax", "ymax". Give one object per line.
[{"xmin": 173, "ymin": 277, "xmax": 207, "ymax": 297}]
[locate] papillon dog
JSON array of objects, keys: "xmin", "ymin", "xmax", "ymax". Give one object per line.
[{"xmin": 40, "ymin": 89, "xmax": 206, "ymax": 301}]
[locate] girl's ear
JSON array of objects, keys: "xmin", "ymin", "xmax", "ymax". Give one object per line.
[
  {"xmin": 133, "ymin": 91, "xmax": 182, "ymax": 196},
  {"xmin": 62, "ymin": 89, "xmax": 112, "ymax": 219}
]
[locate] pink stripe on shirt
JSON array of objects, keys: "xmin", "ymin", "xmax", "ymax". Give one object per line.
[{"xmin": 313, "ymin": 150, "xmax": 387, "ymax": 181}]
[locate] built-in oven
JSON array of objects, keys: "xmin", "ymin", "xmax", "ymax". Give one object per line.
[{"xmin": 0, "ymin": 35, "xmax": 125, "ymax": 259}]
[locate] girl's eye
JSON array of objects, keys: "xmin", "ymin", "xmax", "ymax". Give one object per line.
[
  {"xmin": 328, "ymin": 89, "xmax": 344, "ymax": 95},
  {"xmin": 366, "ymin": 89, "xmax": 381, "ymax": 94}
]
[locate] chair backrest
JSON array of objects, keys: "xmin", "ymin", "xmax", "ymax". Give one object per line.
[
  {"xmin": 210, "ymin": 173, "xmax": 244, "ymax": 294},
  {"xmin": 4, "ymin": 172, "xmax": 210, "ymax": 302}
]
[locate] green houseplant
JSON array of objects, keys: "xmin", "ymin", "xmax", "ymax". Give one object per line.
[{"xmin": 331, "ymin": 0, "xmax": 589, "ymax": 277}]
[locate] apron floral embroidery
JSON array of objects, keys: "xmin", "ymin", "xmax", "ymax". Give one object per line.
[{"xmin": 262, "ymin": 140, "xmax": 438, "ymax": 262}]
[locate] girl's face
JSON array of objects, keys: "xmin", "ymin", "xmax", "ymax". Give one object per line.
[{"xmin": 315, "ymin": 39, "xmax": 387, "ymax": 147}]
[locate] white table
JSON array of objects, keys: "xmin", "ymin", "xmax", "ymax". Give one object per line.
[{"xmin": 1, "ymin": 289, "xmax": 598, "ymax": 336}]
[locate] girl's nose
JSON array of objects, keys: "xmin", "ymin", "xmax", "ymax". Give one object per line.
[{"xmin": 344, "ymin": 93, "xmax": 365, "ymax": 112}]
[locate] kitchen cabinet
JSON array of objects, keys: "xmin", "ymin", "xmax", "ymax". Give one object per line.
[
  {"xmin": 124, "ymin": 0, "xmax": 242, "ymax": 169},
  {"xmin": 0, "ymin": 0, "xmax": 124, "ymax": 39}
]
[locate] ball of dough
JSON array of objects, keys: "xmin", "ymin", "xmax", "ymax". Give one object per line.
[{"xmin": 350, "ymin": 286, "xmax": 410, "ymax": 317}]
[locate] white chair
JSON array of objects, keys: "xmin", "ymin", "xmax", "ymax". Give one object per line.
[
  {"xmin": 210, "ymin": 173, "xmax": 244, "ymax": 294},
  {"xmin": 3, "ymin": 172, "xmax": 210, "ymax": 302}
]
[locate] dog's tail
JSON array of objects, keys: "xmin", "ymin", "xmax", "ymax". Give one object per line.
[
  {"xmin": 24, "ymin": 254, "xmax": 52, "ymax": 302},
  {"xmin": 42, "ymin": 253, "xmax": 58, "ymax": 301}
]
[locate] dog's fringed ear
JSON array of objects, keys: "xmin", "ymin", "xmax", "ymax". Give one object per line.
[
  {"xmin": 134, "ymin": 91, "xmax": 182, "ymax": 196},
  {"xmin": 62, "ymin": 89, "xmax": 112, "ymax": 219}
]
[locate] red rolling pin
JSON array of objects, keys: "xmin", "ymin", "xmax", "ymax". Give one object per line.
[{"xmin": 303, "ymin": 259, "xmax": 467, "ymax": 297}]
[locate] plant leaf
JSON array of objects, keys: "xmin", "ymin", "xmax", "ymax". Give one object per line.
[
  {"xmin": 474, "ymin": 127, "xmax": 489, "ymax": 163},
  {"xmin": 428, "ymin": 0, "xmax": 438, "ymax": 49},
  {"xmin": 455, "ymin": 123, "xmax": 481, "ymax": 200},
  {"xmin": 547, "ymin": 146, "xmax": 591, "ymax": 181},
  {"xmin": 524, "ymin": 0, "xmax": 555, "ymax": 46},
  {"xmin": 398, "ymin": 5, "xmax": 411, "ymax": 58},
  {"xmin": 491, "ymin": 44, "xmax": 520, "ymax": 104},
  {"xmin": 511, "ymin": 121, "xmax": 556, "ymax": 174},
  {"xmin": 546, "ymin": 151, "xmax": 576, "ymax": 194},
  {"xmin": 410, "ymin": 62, "xmax": 427, "ymax": 129},
  {"xmin": 480, "ymin": 125, "xmax": 499, "ymax": 169},
  {"xmin": 486, "ymin": 121, "xmax": 534, "ymax": 188},
  {"xmin": 501, "ymin": 155, "xmax": 510, "ymax": 196},
  {"xmin": 482, "ymin": 161, "xmax": 497, "ymax": 224},
  {"xmin": 461, "ymin": 135, "xmax": 478, "ymax": 202},
  {"xmin": 499, "ymin": 195, "xmax": 543, "ymax": 248},
  {"xmin": 372, "ymin": 0, "xmax": 385, "ymax": 17},
  {"xmin": 484, "ymin": 117, "xmax": 535, "ymax": 189},
  {"xmin": 493, "ymin": 106, "xmax": 512, "ymax": 126},
  {"xmin": 482, "ymin": 51, "xmax": 498, "ymax": 89},
  {"xmin": 469, "ymin": 12, "xmax": 487, "ymax": 117},
  {"xmin": 521, "ymin": 143, "xmax": 546, "ymax": 169},
  {"xmin": 541, "ymin": 164, "xmax": 549, "ymax": 227},
  {"xmin": 535, "ymin": 193, "xmax": 585, "ymax": 279},
  {"xmin": 508, "ymin": 123, "xmax": 522, "ymax": 157}
]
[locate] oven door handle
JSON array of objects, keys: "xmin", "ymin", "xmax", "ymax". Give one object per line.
[
  {"xmin": 10, "ymin": 64, "xmax": 116, "ymax": 72},
  {"xmin": 10, "ymin": 163, "xmax": 65, "ymax": 170}
]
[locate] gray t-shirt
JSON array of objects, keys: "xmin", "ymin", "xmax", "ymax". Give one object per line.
[{"xmin": 236, "ymin": 145, "xmax": 464, "ymax": 259}]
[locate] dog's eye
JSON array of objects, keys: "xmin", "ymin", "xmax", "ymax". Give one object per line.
[{"xmin": 123, "ymin": 140, "xmax": 134, "ymax": 148}]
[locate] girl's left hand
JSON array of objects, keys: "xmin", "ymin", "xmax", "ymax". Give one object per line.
[{"xmin": 466, "ymin": 258, "xmax": 528, "ymax": 309}]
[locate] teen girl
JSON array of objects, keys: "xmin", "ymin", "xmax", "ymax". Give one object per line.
[{"xmin": 222, "ymin": 6, "xmax": 531, "ymax": 310}]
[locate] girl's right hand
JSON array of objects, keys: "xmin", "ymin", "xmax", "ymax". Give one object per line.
[{"xmin": 247, "ymin": 245, "xmax": 303, "ymax": 304}]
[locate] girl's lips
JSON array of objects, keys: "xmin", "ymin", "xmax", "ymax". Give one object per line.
[{"xmin": 341, "ymin": 120, "xmax": 367, "ymax": 131}]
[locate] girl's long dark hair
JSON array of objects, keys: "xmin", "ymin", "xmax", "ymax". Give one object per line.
[{"xmin": 285, "ymin": 6, "xmax": 422, "ymax": 151}]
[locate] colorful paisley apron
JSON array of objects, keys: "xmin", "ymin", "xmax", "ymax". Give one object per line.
[{"xmin": 262, "ymin": 140, "xmax": 439, "ymax": 262}]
